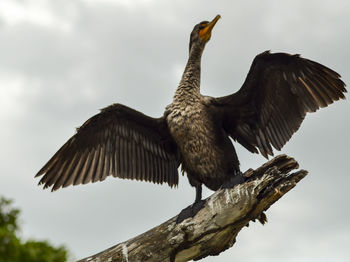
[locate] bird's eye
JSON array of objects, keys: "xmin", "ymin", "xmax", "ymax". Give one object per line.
[
  {"xmin": 200, "ymin": 22, "xmax": 208, "ymax": 29},
  {"xmin": 198, "ymin": 21, "xmax": 209, "ymax": 30}
]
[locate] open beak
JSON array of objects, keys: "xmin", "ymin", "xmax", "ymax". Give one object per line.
[{"xmin": 199, "ymin": 14, "xmax": 221, "ymax": 42}]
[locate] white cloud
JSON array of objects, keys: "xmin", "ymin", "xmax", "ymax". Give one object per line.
[
  {"xmin": 82, "ymin": 0, "xmax": 155, "ymax": 8},
  {"xmin": 0, "ymin": 0, "xmax": 73, "ymax": 32},
  {"xmin": 0, "ymin": 75, "xmax": 24, "ymax": 118},
  {"xmin": 0, "ymin": 74, "xmax": 41, "ymax": 121}
]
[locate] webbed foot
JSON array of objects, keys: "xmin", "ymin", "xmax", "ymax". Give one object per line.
[
  {"xmin": 176, "ymin": 199, "xmax": 206, "ymax": 223},
  {"xmin": 222, "ymin": 170, "xmax": 246, "ymax": 189}
]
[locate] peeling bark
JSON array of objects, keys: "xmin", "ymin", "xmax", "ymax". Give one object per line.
[{"xmin": 78, "ymin": 155, "xmax": 307, "ymax": 262}]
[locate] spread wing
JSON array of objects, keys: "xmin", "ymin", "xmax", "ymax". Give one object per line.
[
  {"xmin": 209, "ymin": 51, "xmax": 346, "ymax": 158},
  {"xmin": 36, "ymin": 104, "xmax": 180, "ymax": 191}
]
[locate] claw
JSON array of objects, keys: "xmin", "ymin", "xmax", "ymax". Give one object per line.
[
  {"xmin": 176, "ymin": 200, "xmax": 206, "ymax": 223},
  {"xmin": 222, "ymin": 171, "xmax": 246, "ymax": 189}
]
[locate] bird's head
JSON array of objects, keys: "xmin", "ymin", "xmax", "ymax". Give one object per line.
[{"xmin": 189, "ymin": 15, "xmax": 221, "ymax": 52}]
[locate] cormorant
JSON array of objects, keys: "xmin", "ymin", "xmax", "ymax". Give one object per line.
[{"xmin": 36, "ymin": 15, "xmax": 346, "ymax": 222}]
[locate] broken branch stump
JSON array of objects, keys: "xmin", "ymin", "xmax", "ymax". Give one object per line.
[{"xmin": 78, "ymin": 155, "xmax": 307, "ymax": 262}]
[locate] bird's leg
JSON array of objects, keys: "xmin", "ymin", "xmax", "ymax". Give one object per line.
[
  {"xmin": 222, "ymin": 170, "xmax": 246, "ymax": 189},
  {"xmin": 195, "ymin": 183, "xmax": 202, "ymax": 202},
  {"xmin": 176, "ymin": 184, "xmax": 206, "ymax": 223}
]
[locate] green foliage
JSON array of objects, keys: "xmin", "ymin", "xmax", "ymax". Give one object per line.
[{"xmin": 0, "ymin": 197, "xmax": 68, "ymax": 262}]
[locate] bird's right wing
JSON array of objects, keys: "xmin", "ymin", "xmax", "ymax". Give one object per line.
[
  {"xmin": 208, "ymin": 51, "xmax": 346, "ymax": 158},
  {"xmin": 36, "ymin": 104, "xmax": 180, "ymax": 191}
]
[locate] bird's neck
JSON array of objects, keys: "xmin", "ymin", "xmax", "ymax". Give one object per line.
[{"xmin": 175, "ymin": 44, "xmax": 204, "ymax": 100}]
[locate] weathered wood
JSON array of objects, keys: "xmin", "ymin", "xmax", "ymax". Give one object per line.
[{"xmin": 78, "ymin": 155, "xmax": 307, "ymax": 262}]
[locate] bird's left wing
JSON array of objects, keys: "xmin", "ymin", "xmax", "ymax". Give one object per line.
[
  {"xmin": 208, "ymin": 51, "xmax": 346, "ymax": 158},
  {"xmin": 36, "ymin": 103, "xmax": 180, "ymax": 191}
]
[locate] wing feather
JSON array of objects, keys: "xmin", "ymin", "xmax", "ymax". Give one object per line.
[
  {"xmin": 36, "ymin": 103, "xmax": 180, "ymax": 191},
  {"xmin": 210, "ymin": 51, "xmax": 346, "ymax": 157}
]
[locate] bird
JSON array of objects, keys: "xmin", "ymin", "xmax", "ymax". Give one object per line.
[{"xmin": 36, "ymin": 15, "xmax": 346, "ymax": 223}]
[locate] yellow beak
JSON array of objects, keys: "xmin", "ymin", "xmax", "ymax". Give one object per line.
[{"xmin": 199, "ymin": 15, "xmax": 221, "ymax": 42}]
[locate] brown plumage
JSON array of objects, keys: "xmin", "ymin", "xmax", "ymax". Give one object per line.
[
  {"xmin": 36, "ymin": 104, "xmax": 180, "ymax": 191},
  {"xmin": 36, "ymin": 15, "xmax": 346, "ymax": 219}
]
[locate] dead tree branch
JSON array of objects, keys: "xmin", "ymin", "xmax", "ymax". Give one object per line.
[{"xmin": 78, "ymin": 155, "xmax": 307, "ymax": 262}]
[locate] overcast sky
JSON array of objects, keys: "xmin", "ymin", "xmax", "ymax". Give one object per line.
[{"xmin": 0, "ymin": 0, "xmax": 349, "ymax": 261}]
